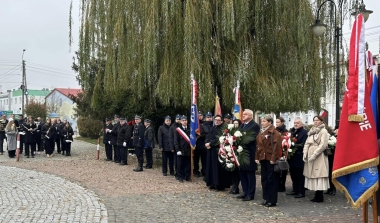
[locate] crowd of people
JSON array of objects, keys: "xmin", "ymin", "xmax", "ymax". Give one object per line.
[
  {"xmin": 0, "ymin": 114, "xmax": 74, "ymax": 158},
  {"xmin": 103, "ymin": 110, "xmax": 334, "ymax": 207}
]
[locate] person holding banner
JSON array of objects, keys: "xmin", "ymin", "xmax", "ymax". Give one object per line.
[
  {"xmin": 174, "ymin": 115, "xmax": 191, "ymax": 183},
  {"xmin": 205, "ymin": 115, "xmax": 231, "ymax": 190},
  {"xmin": 303, "ymin": 115, "xmax": 329, "ymax": 203}
]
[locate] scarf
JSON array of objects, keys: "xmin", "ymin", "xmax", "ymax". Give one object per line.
[
  {"xmin": 260, "ymin": 125, "xmax": 271, "ymax": 133},
  {"xmin": 308, "ymin": 123, "xmax": 325, "ymax": 136}
]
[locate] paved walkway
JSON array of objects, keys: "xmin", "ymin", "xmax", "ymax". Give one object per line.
[
  {"xmin": 0, "ymin": 166, "xmax": 107, "ymax": 223},
  {"xmin": 0, "ymin": 140, "xmax": 375, "ymax": 222}
]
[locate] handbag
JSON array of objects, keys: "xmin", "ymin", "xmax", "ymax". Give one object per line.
[
  {"xmin": 271, "ymin": 132, "xmax": 289, "ymax": 172},
  {"xmin": 323, "ymin": 147, "xmax": 333, "ymax": 156}
]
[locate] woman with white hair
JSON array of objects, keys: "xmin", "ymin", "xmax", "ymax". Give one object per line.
[{"xmin": 5, "ymin": 118, "xmax": 17, "ymax": 158}]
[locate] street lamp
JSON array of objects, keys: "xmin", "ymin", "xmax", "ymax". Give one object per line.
[{"xmin": 311, "ymin": 0, "xmax": 373, "ymax": 129}]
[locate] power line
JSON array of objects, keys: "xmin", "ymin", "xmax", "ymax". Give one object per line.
[
  {"xmin": 27, "ymin": 66, "xmax": 77, "ymax": 77},
  {"xmin": 27, "ymin": 62, "xmax": 75, "ymax": 74},
  {"xmin": 0, "ymin": 65, "xmax": 21, "ymax": 81},
  {"xmin": 343, "ymin": 25, "xmax": 380, "ymax": 36}
]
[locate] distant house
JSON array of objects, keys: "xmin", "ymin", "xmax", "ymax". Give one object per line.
[{"xmin": 45, "ymin": 88, "xmax": 82, "ymax": 130}]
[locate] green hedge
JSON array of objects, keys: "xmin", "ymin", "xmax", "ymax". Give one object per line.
[{"xmin": 77, "ymin": 116, "xmax": 103, "ymax": 139}]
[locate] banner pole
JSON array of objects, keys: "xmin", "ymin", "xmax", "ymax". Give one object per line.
[
  {"xmin": 363, "ymin": 200, "xmax": 368, "ymax": 223},
  {"xmin": 373, "ymin": 192, "xmax": 378, "ymax": 223}
]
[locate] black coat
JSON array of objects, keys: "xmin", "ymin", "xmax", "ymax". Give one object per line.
[
  {"xmin": 144, "ymin": 125, "xmax": 155, "ymax": 148},
  {"xmin": 169, "ymin": 122, "xmax": 181, "ymax": 151},
  {"xmin": 276, "ymin": 125, "xmax": 288, "ymax": 134},
  {"xmin": 196, "ymin": 121, "xmax": 212, "ymax": 150},
  {"xmin": 110, "ymin": 122, "xmax": 120, "ymax": 146},
  {"xmin": 117, "ymin": 124, "xmax": 133, "ymax": 147},
  {"xmin": 62, "ymin": 127, "xmax": 74, "ymax": 141},
  {"xmin": 132, "ymin": 123, "xmax": 145, "ymax": 148},
  {"xmin": 174, "ymin": 125, "xmax": 191, "ymax": 156},
  {"xmin": 54, "ymin": 123, "xmax": 62, "ymax": 140},
  {"xmin": 288, "ymin": 127, "xmax": 308, "ymax": 168},
  {"xmin": 238, "ymin": 120, "xmax": 260, "ymax": 171},
  {"xmin": 103, "ymin": 123, "xmax": 113, "ymax": 145},
  {"xmin": 18, "ymin": 119, "xmax": 25, "ymax": 142},
  {"xmin": 24, "ymin": 122, "xmax": 37, "ymax": 144},
  {"xmin": 34, "ymin": 122, "xmax": 44, "ymax": 143},
  {"xmin": 158, "ymin": 123, "xmax": 171, "ymax": 151}
]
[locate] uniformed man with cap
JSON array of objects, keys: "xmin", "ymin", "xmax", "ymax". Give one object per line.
[
  {"xmin": 198, "ymin": 111, "xmax": 204, "ymax": 122},
  {"xmin": 169, "ymin": 114, "xmax": 182, "ymax": 178},
  {"xmin": 174, "ymin": 115, "xmax": 191, "ymax": 182},
  {"xmin": 143, "ymin": 119, "xmax": 155, "ymax": 168},
  {"xmin": 110, "ymin": 115, "xmax": 121, "ymax": 163},
  {"xmin": 117, "ymin": 117, "xmax": 133, "ymax": 165},
  {"xmin": 103, "ymin": 118, "xmax": 113, "ymax": 161},
  {"xmin": 224, "ymin": 113, "xmax": 233, "ymax": 124},
  {"xmin": 133, "ymin": 115, "xmax": 146, "ymax": 172},
  {"xmin": 194, "ymin": 111, "xmax": 212, "ymax": 177},
  {"xmin": 158, "ymin": 115, "xmax": 174, "ymax": 176}
]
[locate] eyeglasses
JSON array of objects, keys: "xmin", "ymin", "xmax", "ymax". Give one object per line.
[{"xmin": 214, "ymin": 119, "xmax": 222, "ymax": 121}]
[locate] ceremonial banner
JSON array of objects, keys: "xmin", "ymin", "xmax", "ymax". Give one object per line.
[
  {"xmin": 368, "ymin": 50, "xmax": 379, "ymax": 137},
  {"xmin": 190, "ymin": 77, "xmax": 200, "ymax": 149},
  {"xmin": 214, "ymin": 94, "xmax": 222, "ymax": 116},
  {"xmin": 332, "ymin": 14, "xmax": 379, "ymax": 208},
  {"xmin": 233, "ymin": 81, "xmax": 242, "ymax": 120}
]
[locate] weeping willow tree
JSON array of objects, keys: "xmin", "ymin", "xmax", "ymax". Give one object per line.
[{"xmin": 70, "ymin": 0, "xmax": 355, "ymax": 116}]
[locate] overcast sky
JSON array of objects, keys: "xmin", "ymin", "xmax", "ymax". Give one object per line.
[{"xmin": 0, "ymin": 0, "xmax": 379, "ymax": 93}]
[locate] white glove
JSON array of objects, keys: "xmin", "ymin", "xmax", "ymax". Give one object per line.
[
  {"xmin": 308, "ymin": 154, "xmax": 317, "ymax": 162},
  {"xmin": 177, "ymin": 151, "xmax": 182, "ymax": 156},
  {"xmin": 123, "ymin": 142, "xmax": 127, "ymax": 147},
  {"xmin": 108, "ymin": 141, "xmax": 111, "ymax": 145}
]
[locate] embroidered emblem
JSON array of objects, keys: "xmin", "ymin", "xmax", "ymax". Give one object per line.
[
  {"xmin": 369, "ymin": 167, "xmax": 378, "ymax": 176},
  {"xmin": 359, "ymin": 177, "xmax": 366, "ymax": 185}
]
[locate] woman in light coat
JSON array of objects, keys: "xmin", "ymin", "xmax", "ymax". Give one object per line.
[
  {"xmin": 5, "ymin": 118, "xmax": 17, "ymax": 158},
  {"xmin": 303, "ymin": 115, "xmax": 329, "ymax": 203}
]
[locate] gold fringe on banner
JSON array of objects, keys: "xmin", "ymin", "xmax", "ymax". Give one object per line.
[{"xmin": 348, "ymin": 114, "xmax": 364, "ymax": 122}]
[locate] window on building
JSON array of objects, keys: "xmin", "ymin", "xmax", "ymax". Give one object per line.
[
  {"xmin": 15, "ymin": 98, "xmax": 17, "ymax": 104},
  {"xmin": 11, "ymin": 98, "xmax": 13, "ymax": 105},
  {"xmin": 6, "ymin": 99, "xmax": 8, "ymax": 105}
]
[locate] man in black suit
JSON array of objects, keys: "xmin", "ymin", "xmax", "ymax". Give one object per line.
[{"xmin": 237, "ymin": 109, "xmax": 260, "ymax": 201}]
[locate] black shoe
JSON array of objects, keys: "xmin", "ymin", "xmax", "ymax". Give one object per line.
[
  {"xmin": 105, "ymin": 158, "xmax": 112, "ymax": 161},
  {"xmin": 145, "ymin": 167, "xmax": 152, "ymax": 169},
  {"xmin": 32, "ymin": 156, "xmax": 35, "ymax": 158},
  {"xmin": 133, "ymin": 168, "xmax": 143, "ymax": 172},
  {"xmin": 324, "ymin": 189, "xmax": 332, "ymax": 194},
  {"xmin": 242, "ymin": 196, "xmax": 253, "ymax": 201},
  {"xmin": 170, "ymin": 173, "xmax": 175, "ymax": 176},
  {"xmin": 115, "ymin": 161, "xmax": 120, "ymax": 163},
  {"xmin": 229, "ymin": 190, "xmax": 239, "ymax": 194},
  {"xmin": 260, "ymin": 200, "xmax": 268, "ymax": 205},
  {"xmin": 194, "ymin": 172, "xmax": 201, "ymax": 178},
  {"xmin": 179, "ymin": 179, "xmax": 184, "ymax": 183},
  {"xmin": 163, "ymin": 173, "xmax": 167, "ymax": 176},
  {"xmin": 236, "ymin": 195, "xmax": 247, "ymax": 199},
  {"xmin": 120, "ymin": 162, "xmax": 128, "ymax": 165},
  {"xmin": 265, "ymin": 203, "xmax": 276, "ymax": 207},
  {"xmin": 286, "ymin": 191, "xmax": 297, "ymax": 195},
  {"xmin": 331, "ymin": 188, "xmax": 336, "ymax": 195},
  {"xmin": 294, "ymin": 194, "xmax": 305, "ymax": 198}
]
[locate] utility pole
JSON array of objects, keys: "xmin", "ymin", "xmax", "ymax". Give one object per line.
[{"xmin": 21, "ymin": 49, "xmax": 25, "ymax": 116}]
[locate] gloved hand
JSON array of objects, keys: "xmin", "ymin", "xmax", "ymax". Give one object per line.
[
  {"xmin": 303, "ymin": 155, "xmax": 307, "ymax": 162},
  {"xmin": 123, "ymin": 142, "xmax": 127, "ymax": 147},
  {"xmin": 308, "ymin": 154, "xmax": 317, "ymax": 162},
  {"xmin": 108, "ymin": 141, "xmax": 111, "ymax": 145},
  {"xmin": 177, "ymin": 151, "xmax": 182, "ymax": 156},
  {"xmin": 107, "ymin": 129, "xmax": 112, "ymax": 133}
]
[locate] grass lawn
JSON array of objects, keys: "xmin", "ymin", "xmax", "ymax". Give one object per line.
[{"xmin": 75, "ymin": 137, "xmax": 102, "ymax": 145}]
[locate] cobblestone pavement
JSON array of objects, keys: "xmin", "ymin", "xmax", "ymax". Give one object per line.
[
  {"xmin": 0, "ymin": 166, "xmax": 107, "ymax": 223},
  {"xmin": 0, "ymin": 140, "xmax": 375, "ymax": 222}
]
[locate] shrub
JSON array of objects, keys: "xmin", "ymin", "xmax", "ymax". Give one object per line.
[
  {"xmin": 24, "ymin": 99, "xmax": 47, "ymax": 119},
  {"xmin": 77, "ymin": 116, "xmax": 103, "ymax": 138}
]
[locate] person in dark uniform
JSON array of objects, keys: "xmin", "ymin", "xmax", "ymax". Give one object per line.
[
  {"xmin": 0, "ymin": 114, "xmax": 8, "ymax": 155},
  {"xmin": 230, "ymin": 118, "xmax": 242, "ymax": 194},
  {"xmin": 194, "ymin": 111, "xmax": 212, "ymax": 178},
  {"xmin": 133, "ymin": 115, "xmax": 145, "ymax": 172},
  {"xmin": 103, "ymin": 118, "xmax": 114, "ymax": 161},
  {"xmin": 17, "ymin": 114, "xmax": 25, "ymax": 154},
  {"xmin": 60, "ymin": 119, "xmax": 67, "ymax": 155},
  {"xmin": 286, "ymin": 118, "xmax": 308, "ymax": 198},
  {"xmin": 62, "ymin": 122, "xmax": 74, "ymax": 156},
  {"xmin": 275, "ymin": 117, "xmax": 288, "ymax": 192},
  {"xmin": 169, "ymin": 114, "xmax": 182, "ymax": 178},
  {"xmin": 110, "ymin": 115, "xmax": 121, "ymax": 163},
  {"xmin": 143, "ymin": 119, "xmax": 155, "ymax": 169},
  {"xmin": 237, "ymin": 109, "xmax": 260, "ymax": 201},
  {"xmin": 24, "ymin": 116, "xmax": 37, "ymax": 158},
  {"xmin": 158, "ymin": 116, "xmax": 173, "ymax": 176},
  {"xmin": 117, "ymin": 117, "xmax": 132, "ymax": 165},
  {"xmin": 42, "ymin": 118, "xmax": 53, "ymax": 157},
  {"xmin": 205, "ymin": 115, "xmax": 231, "ymax": 190},
  {"xmin": 54, "ymin": 119, "xmax": 62, "ymax": 154},
  {"xmin": 47, "ymin": 119, "xmax": 57, "ymax": 157},
  {"xmin": 35, "ymin": 117, "xmax": 44, "ymax": 153},
  {"xmin": 224, "ymin": 114, "xmax": 233, "ymax": 125},
  {"xmin": 174, "ymin": 115, "xmax": 191, "ymax": 182}
]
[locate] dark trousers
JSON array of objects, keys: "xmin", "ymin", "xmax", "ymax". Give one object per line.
[
  {"xmin": 25, "ymin": 143, "xmax": 36, "ymax": 156},
  {"xmin": 176, "ymin": 153, "xmax": 182, "ymax": 178},
  {"xmin": 239, "ymin": 170, "xmax": 256, "ymax": 199},
  {"xmin": 289, "ymin": 166, "xmax": 305, "ymax": 195},
  {"xmin": 105, "ymin": 144, "xmax": 113, "ymax": 160},
  {"xmin": 45, "ymin": 139, "xmax": 52, "ymax": 155},
  {"xmin": 162, "ymin": 151, "xmax": 174, "ymax": 174},
  {"xmin": 179, "ymin": 156, "xmax": 191, "ymax": 180},
  {"xmin": 327, "ymin": 154, "xmax": 335, "ymax": 190},
  {"xmin": 135, "ymin": 146, "xmax": 144, "ymax": 168},
  {"xmin": 36, "ymin": 140, "xmax": 42, "ymax": 151},
  {"xmin": 55, "ymin": 138, "xmax": 61, "ymax": 153},
  {"xmin": 65, "ymin": 143, "xmax": 72, "ymax": 156},
  {"xmin": 120, "ymin": 146, "xmax": 128, "ymax": 164},
  {"xmin": 61, "ymin": 140, "xmax": 66, "ymax": 152},
  {"xmin": 174, "ymin": 152, "xmax": 178, "ymax": 175},
  {"xmin": 113, "ymin": 145, "xmax": 120, "ymax": 162},
  {"xmin": 144, "ymin": 147, "xmax": 153, "ymax": 167},
  {"xmin": 0, "ymin": 134, "xmax": 5, "ymax": 153},
  {"xmin": 193, "ymin": 149, "xmax": 207, "ymax": 176},
  {"xmin": 19, "ymin": 135, "xmax": 25, "ymax": 153},
  {"xmin": 261, "ymin": 160, "xmax": 278, "ymax": 204},
  {"xmin": 278, "ymin": 170, "xmax": 288, "ymax": 192},
  {"xmin": 8, "ymin": 150, "xmax": 16, "ymax": 158},
  {"xmin": 230, "ymin": 168, "xmax": 240, "ymax": 193}
]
